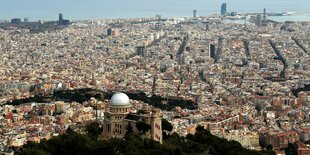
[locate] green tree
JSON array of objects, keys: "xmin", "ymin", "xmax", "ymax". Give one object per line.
[
  {"xmin": 285, "ymin": 143, "xmax": 297, "ymax": 155},
  {"xmin": 162, "ymin": 119, "xmax": 173, "ymax": 132},
  {"xmin": 266, "ymin": 144, "xmax": 273, "ymax": 151},
  {"xmin": 136, "ymin": 121, "xmax": 151, "ymax": 134},
  {"xmin": 17, "ymin": 120, "xmax": 276, "ymax": 155},
  {"xmin": 196, "ymin": 125, "xmax": 205, "ymax": 132},
  {"xmin": 86, "ymin": 122, "xmax": 103, "ymax": 139},
  {"xmin": 137, "ymin": 109, "xmax": 147, "ymax": 114},
  {"xmin": 174, "ymin": 147, "xmax": 181, "ymax": 155}
]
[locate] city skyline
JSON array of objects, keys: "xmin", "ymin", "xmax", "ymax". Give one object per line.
[{"xmin": 0, "ymin": 0, "xmax": 310, "ymax": 21}]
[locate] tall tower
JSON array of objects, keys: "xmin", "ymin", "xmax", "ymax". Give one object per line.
[
  {"xmin": 59, "ymin": 13, "xmax": 63, "ymax": 22},
  {"xmin": 136, "ymin": 46, "xmax": 146, "ymax": 57},
  {"xmin": 256, "ymin": 15, "xmax": 262, "ymax": 26},
  {"xmin": 193, "ymin": 10, "xmax": 197, "ymax": 18},
  {"xmin": 150, "ymin": 109, "xmax": 163, "ymax": 144},
  {"xmin": 263, "ymin": 8, "xmax": 267, "ymax": 21},
  {"xmin": 206, "ymin": 23, "xmax": 209, "ymax": 31},
  {"xmin": 209, "ymin": 44, "xmax": 216, "ymax": 59},
  {"xmin": 107, "ymin": 28, "xmax": 112, "ymax": 36},
  {"xmin": 221, "ymin": 3, "xmax": 227, "ymax": 15}
]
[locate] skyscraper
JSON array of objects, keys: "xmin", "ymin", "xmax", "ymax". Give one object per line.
[
  {"xmin": 58, "ymin": 13, "xmax": 70, "ymax": 25},
  {"xmin": 221, "ymin": 3, "xmax": 227, "ymax": 15},
  {"xmin": 209, "ymin": 44, "xmax": 216, "ymax": 59},
  {"xmin": 11, "ymin": 18, "xmax": 21, "ymax": 24},
  {"xmin": 193, "ymin": 10, "xmax": 197, "ymax": 18},
  {"xmin": 107, "ymin": 28, "xmax": 112, "ymax": 36},
  {"xmin": 256, "ymin": 15, "xmax": 262, "ymax": 26},
  {"xmin": 263, "ymin": 8, "xmax": 267, "ymax": 23},
  {"xmin": 206, "ymin": 24, "xmax": 209, "ymax": 31},
  {"xmin": 136, "ymin": 46, "xmax": 146, "ymax": 57},
  {"xmin": 59, "ymin": 13, "xmax": 63, "ymax": 21}
]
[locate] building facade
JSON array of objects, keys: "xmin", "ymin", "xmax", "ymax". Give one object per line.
[
  {"xmin": 260, "ymin": 131, "xmax": 300, "ymax": 150},
  {"xmin": 295, "ymin": 141, "xmax": 310, "ymax": 155}
]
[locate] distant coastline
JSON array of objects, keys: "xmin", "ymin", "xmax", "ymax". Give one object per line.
[
  {"xmin": 1, "ymin": 0, "xmax": 310, "ymax": 22},
  {"xmin": 1, "ymin": 12, "xmax": 310, "ymax": 24}
]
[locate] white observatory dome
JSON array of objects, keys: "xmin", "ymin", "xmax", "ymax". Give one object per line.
[{"xmin": 110, "ymin": 92, "xmax": 130, "ymax": 107}]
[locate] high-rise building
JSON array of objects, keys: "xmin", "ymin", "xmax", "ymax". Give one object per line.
[
  {"xmin": 221, "ymin": 3, "xmax": 227, "ymax": 15},
  {"xmin": 136, "ymin": 46, "xmax": 146, "ymax": 57},
  {"xmin": 111, "ymin": 29, "xmax": 120, "ymax": 36},
  {"xmin": 155, "ymin": 14, "xmax": 161, "ymax": 21},
  {"xmin": 11, "ymin": 18, "xmax": 22, "ymax": 24},
  {"xmin": 263, "ymin": 8, "xmax": 267, "ymax": 21},
  {"xmin": 59, "ymin": 13, "xmax": 63, "ymax": 21},
  {"xmin": 107, "ymin": 28, "xmax": 112, "ymax": 36},
  {"xmin": 107, "ymin": 28, "xmax": 120, "ymax": 37},
  {"xmin": 255, "ymin": 15, "xmax": 262, "ymax": 26},
  {"xmin": 178, "ymin": 54, "xmax": 184, "ymax": 64},
  {"xmin": 206, "ymin": 24, "xmax": 209, "ymax": 31},
  {"xmin": 209, "ymin": 44, "xmax": 216, "ymax": 59},
  {"xmin": 231, "ymin": 12, "xmax": 237, "ymax": 16},
  {"xmin": 58, "ymin": 13, "xmax": 70, "ymax": 25},
  {"xmin": 193, "ymin": 10, "xmax": 197, "ymax": 18},
  {"xmin": 262, "ymin": 8, "xmax": 268, "ymax": 26}
]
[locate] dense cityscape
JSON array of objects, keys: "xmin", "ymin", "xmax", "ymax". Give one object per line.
[{"xmin": 0, "ymin": 3, "xmax": 310, "ymax": 155}]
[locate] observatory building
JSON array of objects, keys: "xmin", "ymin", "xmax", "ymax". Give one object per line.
[{"xmin": 102, "ymin": 92, "xmax": 163, "ymax": 143}]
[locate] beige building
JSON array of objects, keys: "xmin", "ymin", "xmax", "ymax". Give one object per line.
[
  {"xmin": 102, "ymin": 92, "xmax": 163, "ymax": 143},
  {"xmin": 224, "ymin": 130, "xmax": 260, "ymax": 150}
]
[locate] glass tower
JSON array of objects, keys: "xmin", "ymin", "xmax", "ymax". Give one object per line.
[{"xmin": 221, "ymin": 3, "xmax": 227, "ymax": 15}]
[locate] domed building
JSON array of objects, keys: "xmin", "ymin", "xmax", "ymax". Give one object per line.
[
  {"xmin": 103, "ymin": 92, "xmax": 163, "ymax": 143},
  {"xmin": 109, "ymin": 92, "xmax": 132, "ymax": 111}
]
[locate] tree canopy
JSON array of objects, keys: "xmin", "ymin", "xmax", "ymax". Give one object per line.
[
  {"xmin": 16, "ymin": 126, "xmax": 276, "ymax": 155},
  {"xmin": 136, "ymin": 121, "xmax": 152, "ymax": 134},
  {"xmin": 6, "ymin": 88, "xmax": 198, "ymax": 111},
  {"xmin": 162, "ymin": 119, "xmax": 173, "ymax": 132},
  {"xmin": 86, "ymin": 122, "xmax": 103, "ymax": 139}
]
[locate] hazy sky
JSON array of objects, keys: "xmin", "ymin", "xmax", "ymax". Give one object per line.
[{"xmin": 1, "ymin": 0, "xmax": 309, "ymax": 20}]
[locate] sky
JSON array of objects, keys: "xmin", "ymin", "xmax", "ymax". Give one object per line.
[{"xmin": 0, "ymin": 0, "xmax": 309, "ymax": 20}]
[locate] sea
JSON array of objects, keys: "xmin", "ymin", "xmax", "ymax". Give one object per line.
[{"xmin": 1, "ymin": 0, "xmax": 310, "ymax": 22}]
